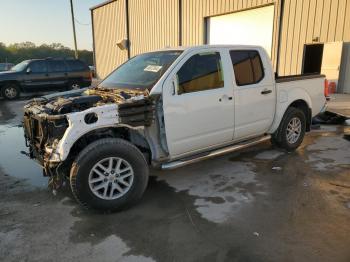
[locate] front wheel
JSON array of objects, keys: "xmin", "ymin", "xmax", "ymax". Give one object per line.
[
  {"xmin": 70, "ymin": 138, "xmax": 149, "ymax": 212},
  {"xmin": 272, "ymin": 107, "xmax": 306, "ymax": 151},
  {"xmin": 2, "ymin": 83, "xmax": 20, "ymax": 100}
]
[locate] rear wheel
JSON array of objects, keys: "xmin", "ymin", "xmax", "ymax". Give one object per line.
[
  {"xmin": 70, "ymin": 138, "xmax": 149, "ymax": 212},
  {"xmin": 272, "ymin": 107, "xmax": 306, "ymax": 151},
  {"xmin": 2, "ymin": 83, "xmax": 20, "ymax": 100}
]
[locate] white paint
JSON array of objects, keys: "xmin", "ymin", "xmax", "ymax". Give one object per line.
[
  {"xmin": 162, "ymin": 48, "xmax": 235, "ymax": 156},
  {"xmin": 207, "ymin": 5, "xmax": 275, "ymax": 56},
  {"xmin": 47, "ymin": 103, "xmax": 119, "ymax": 162},
  {"xmin": 269, "ymin": 77, "xmax": 326, "ymax": 134},
  {"xmin": 232, "ymin": 48, "xmax": 276, "ymax": 140}
]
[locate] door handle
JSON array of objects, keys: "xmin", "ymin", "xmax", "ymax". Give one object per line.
[
  {"xmin": 219, "ymin": 96, "xmax": 233, "ymax": 102},
  {"xmin": 261, "ymin": 89, "xmax": 272, "ymax": 95}
]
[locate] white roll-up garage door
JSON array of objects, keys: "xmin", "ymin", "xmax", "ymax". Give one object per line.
[{"xmin": 207, "ymin": 5, "xmax": 275, "ymax": 57}]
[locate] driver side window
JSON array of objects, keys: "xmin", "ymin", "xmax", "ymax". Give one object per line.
[
  {"xmin": 28, "ymin": 61, "xmax": 48, "ymax": 73},
  {"xmin": 176, "ymin": 52, "xmax": 224, "ymax": 95}
]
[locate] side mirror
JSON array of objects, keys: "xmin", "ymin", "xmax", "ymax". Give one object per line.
[{"xmin": 26, "ymin": 68, "xmax": 31, "ymax": 74}]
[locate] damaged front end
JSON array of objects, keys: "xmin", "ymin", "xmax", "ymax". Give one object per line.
[{"xmin": 23, "ymin": 87, "xmax": 155, "ymax": 189}]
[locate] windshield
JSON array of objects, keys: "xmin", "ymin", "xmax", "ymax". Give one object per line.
[
  {"xmin": 99, "ymin": 51, "xmax": 182, "ymax": 90},
  {"xmin": 11, "ymin": 61, "xmax": 29, "ymax": 72}
]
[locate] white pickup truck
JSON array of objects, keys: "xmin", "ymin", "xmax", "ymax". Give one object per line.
[{"xmin": 23, "ymin": 45, "xmax": 326, "ymax": 211}]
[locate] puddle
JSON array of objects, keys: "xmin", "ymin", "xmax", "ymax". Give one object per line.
[
  {"xmin": 160, "ymin": 159, "xmax": 266, "ymax": 223},
  {"xmin": 306, "ymin": 136, "xmax": 350, "ymax": 171},
  {"xmin": 0, "ymin": 124, "xmax": 47, "ymax": 187},
  {"xmin": 254, "ymin": 149, "xmax": 284, "ymax": 160}
]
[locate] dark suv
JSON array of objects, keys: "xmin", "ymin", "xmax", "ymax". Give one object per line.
[{"xmin": 0, "ymin": 58, "xmax": 92, "ymax": 100}]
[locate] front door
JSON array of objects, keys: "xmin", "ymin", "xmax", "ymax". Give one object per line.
[
  {"xmin": 162, "ymin": 50, "xmax": 235, "ymax": 157},
  {"xmin": 22, "ymin": 60, "xmax": 50, "ymax": 91},
  {"xmin": 229, "ymin": 49, "xmax": 275, "ymax": 139}
]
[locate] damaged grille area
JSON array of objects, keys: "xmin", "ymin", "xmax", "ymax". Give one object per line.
[
  {"xmin": 118, "ymin": 99, "xmax": 155, "ymax": 127},
  {"xmin": 23, "ymin": 111, "xmax": 68, "ymax": 164},
  {"xmin": 22, "ymin": 87, "xmax": 156, "ymax": 165}
]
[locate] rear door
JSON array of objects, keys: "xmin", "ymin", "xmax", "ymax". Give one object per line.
[
  {"xmin": 162, "ymin": 49, "xmax": 235, "ymax": 157},
  {"xmin": 22, "ymin": 60, "xmax": 50, "ymax": 91},
  {"xmin": 47, "ymin": 60, "xmax": 68, "ymax": 90},
  {"xmin": 66, "ymin": 60, "xmax": 90, "ymax": 87},
  {"xmin": 230, "ymin": 49, "xmax": 275, "ymax": 140}
]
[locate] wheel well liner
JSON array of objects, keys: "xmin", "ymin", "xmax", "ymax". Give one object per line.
[{"xmin": 67, "ymin": 127, "xmax": 152, "ymax": 164}]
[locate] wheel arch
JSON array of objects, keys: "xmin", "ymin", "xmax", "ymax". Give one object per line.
[
  {"xmin": 65, "ymin": 126, "xmax": 153, "ymax": 165},
  {"xmin": 0, "ymin": 80, "xmax": 22, "ymax": 92},
  {"xmin": 288, "ymin": 99, "xmax": 311, "ymax": 131},
  {"xmin": 269, "ymin": 96, "xmax": 312, "ymax": 134}
]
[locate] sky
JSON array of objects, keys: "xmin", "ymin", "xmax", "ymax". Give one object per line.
[{"xmin": 0, "ymin": 0, "xmax": 104, "ymax": 51}]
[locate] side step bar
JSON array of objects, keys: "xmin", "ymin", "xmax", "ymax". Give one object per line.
[{"xmin": 161, "ymin": 135, "xmax": 271, "ymax": 170}]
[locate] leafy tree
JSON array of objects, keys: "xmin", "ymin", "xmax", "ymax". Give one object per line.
[{"xmin": 0, "ymin": 42, "xmax": 93, "ymax": 65}]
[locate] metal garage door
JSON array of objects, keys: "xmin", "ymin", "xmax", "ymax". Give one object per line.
[{"xmin": 207, "ymin": 5, "xmax": 275, "ymax": 57}]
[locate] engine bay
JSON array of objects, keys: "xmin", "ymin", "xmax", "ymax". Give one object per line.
[{"xmin": 24, "ymin": 87, "xmax": 150, "ymax": 116}]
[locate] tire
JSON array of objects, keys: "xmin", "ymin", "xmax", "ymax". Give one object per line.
[
  {"xmin": 1, "ymin": 83, "xmax": 20, "ymax": 100},
  {"xmin": 270, "ymin": 135, "xmax": 281, "ymax": 147},
  {"xmin": 272, "ymin": 107, "xmax": 306, "ymax": 151},
  {"xmin": 70, "ymin": 138, "xmax": 149, "ymax": 212}
]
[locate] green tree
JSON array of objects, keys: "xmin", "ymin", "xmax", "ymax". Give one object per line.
[{"xmin": 0, "ymin": 42, "xmax": 93, "ymax": 65}]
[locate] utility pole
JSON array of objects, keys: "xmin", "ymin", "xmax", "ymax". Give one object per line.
[{"xmin": 69, "ymin": 0, "xmax": 78, "ymax": 59}]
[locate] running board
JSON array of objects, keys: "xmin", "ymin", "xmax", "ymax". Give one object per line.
[{"xmin": 161, "ymin": 135, "xmax": 271, "ymax": 170}]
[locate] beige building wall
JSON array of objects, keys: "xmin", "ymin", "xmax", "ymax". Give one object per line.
[
  {"xmin": 92, "ymin": 0, "xmax": 350, "ymax": 78},
  {"xmin": 128, "ymin": 0, "xmax": 179, "ymax": 57},
  {"xmin": 278, "ymin": 0, "xmax": 350, "ymax": 76},
  {"xmin": 92, "ymin": 0, "xmax": 128, "ymax": 79}
]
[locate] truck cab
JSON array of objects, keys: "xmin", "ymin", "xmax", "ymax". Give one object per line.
[{"xmin": 23, "ymin": 45, "xmax": 326, "ymax": 211}]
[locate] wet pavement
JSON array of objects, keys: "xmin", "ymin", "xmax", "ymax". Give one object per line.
[{"xmin": 0, "ymin": 97, "xmax": 350, "ymax": 262}]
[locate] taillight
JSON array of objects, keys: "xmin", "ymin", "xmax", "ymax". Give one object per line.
[{"xmin": 324, "ymin": 79, "xmax": 329, "ymax": 97}]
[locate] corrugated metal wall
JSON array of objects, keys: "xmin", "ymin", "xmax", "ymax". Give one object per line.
[
  {"xmin": 92, "ymin": 0, "xmax": 350, "ymax": 78},
  {"xmin": 128, "ymin": 0, "xmax": 179, "ymax": 57},
  {"xmin": 278, "ymin": 0, "xmax": 350, "ymax": 75},
  {"xmin": 92, "ymin": 0, "xmax": 128, "ymax": 79}
]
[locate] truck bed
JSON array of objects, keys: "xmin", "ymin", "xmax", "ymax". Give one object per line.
[
  {"xmin": 275, "ymin": 73, "xmax": 326, "ymax": 118},
  {"xmin": 275, "ymin": 73, "xmax": 325, "ymax": 83}
]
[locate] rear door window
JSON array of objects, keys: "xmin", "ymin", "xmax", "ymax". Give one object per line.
[
  {"xmin": 48, "ymin": 60, "xmax": 67, "ymax": 73},
  {"xmin": 66, "ymin": 60, "xmax": 87, "ymax": 71},
  {"xmin": 230, "ymin": 50, "xmax": 264, "ymax": 86},
  {"xmin": 177, "ymin": 52, "xmax": 224, "ymax": 94},
  {"xmin": 29, "ymin": 61, "xmax": 48, "ymax": 73}
]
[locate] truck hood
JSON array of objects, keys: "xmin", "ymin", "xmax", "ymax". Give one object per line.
[
  {"xmin": 0, "ymin": 71, "xmax": 19, "ymax": 80},
  {"xmin": 24, "ymin": 87, "xmax": 150, "ymax": 116}
]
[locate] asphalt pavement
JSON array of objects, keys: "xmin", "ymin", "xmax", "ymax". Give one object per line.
[{"xmin": 0, "ymin": 97, "xmax": 350, "ymax": 262}]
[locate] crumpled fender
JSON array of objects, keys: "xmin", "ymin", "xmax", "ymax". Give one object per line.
[{"xmin": 48, "ymin": 103, "xmax": 119, "ymax": 162}]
